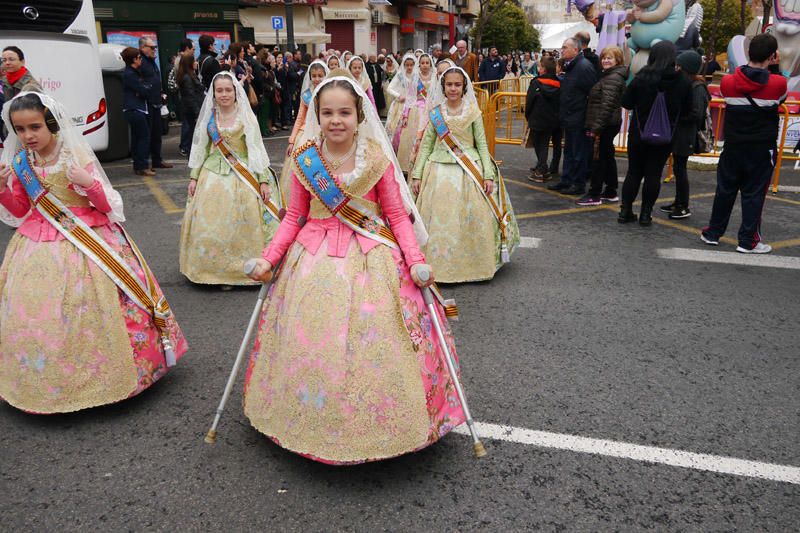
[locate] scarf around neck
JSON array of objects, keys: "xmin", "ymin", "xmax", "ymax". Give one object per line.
[{"xmin": 6, "ymin": 66, "xmax": 28, "ymax": 86}]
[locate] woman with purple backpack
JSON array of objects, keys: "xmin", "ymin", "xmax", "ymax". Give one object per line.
[{"xmin": 618, "ymin": 41, "xmax": 693, "ymax": 226}]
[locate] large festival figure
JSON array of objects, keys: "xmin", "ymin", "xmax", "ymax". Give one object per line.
[
  {"xmin": 411, "ymin": 67, "xmax": 520, "ymax": 283},
  {"xmin": 180, "ymin": 71, "xmax": 282, "ymax": 286},
  {"xmin": 0, "ymin": 92, "xmax": 187, "ymax": 413},
  {"xmin": 384, "ymin": 53, "xmax": 418, "ymax": 171},
  {"xmin": 242, "ymin": 75, "xmax": 466, "ymax": 464},
  {"xmin": 280, "ymin": 60, "xmax": 329, "ymax": 203}
]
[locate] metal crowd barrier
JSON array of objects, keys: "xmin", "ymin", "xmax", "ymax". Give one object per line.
[{"xmin": 483, "ymin": 92, "xmax": 800, "ymax": 193}]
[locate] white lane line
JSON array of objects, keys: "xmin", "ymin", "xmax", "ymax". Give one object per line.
[
  {"xmin": 776, "ymin": 184, "xmax": 800, "ymax": 193},
  {"xmin": 454, "ymin": 422, "xmax": 800, "ymax": 484},
  {"xmin": 519, "ymin": 236, "xmax": 541, "ymax": 248},
  {"xmin": 657, "ymin": 248, "xmax": 800, "ymax": 270}
]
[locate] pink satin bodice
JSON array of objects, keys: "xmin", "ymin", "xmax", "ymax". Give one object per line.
[{"xmin": 262, "ymin": 165, "xmax": 425, "ymax": 267}]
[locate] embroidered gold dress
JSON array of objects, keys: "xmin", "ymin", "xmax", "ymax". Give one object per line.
[
  {"xmin": 411, "ymin": 105, "xmax": 520, "ymax": 283},
  {"xmin": 243, "ymin": 139, "xmax": 465, "ymax": 464},
  {"xmin": 395, "ymin": 76, "xmax": 433, "ymax": 173},
  {"xmin": 180, "ymin": 118, "xmax": 280, "ymax": 285},
  {"xmin": 0, "ymin": 148, "xmax": 187, "ymax": 413}
]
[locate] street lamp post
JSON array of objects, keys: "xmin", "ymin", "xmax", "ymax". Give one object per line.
[{"xmin": 285, "ymin": 0, "xmax": 296, "ymax": 52}]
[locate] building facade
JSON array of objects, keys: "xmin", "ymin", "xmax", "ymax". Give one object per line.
[{"xmin": 95, "ymin": 0, "xmax": 244, "ymax": 74}]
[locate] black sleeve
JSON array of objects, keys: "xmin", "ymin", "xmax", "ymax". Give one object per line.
[
  {"xmin": 524, "ymin": 83, "xmax": 537, "ymax": 120},
  {"xmin": 621, "ymin": 78, "xmax": 637, "ymax": 110}
]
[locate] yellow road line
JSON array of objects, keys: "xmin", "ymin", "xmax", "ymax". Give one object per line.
[
  {"xmin": 770, "ymin": 238, "xmax": 800, "ymax": 250},
  {"xmin": 768, "ymin": 195, "xmax": 800, "ymax": 206},
  {"xmin": 143, "ymin": 176, "xmax": 184, "ymax": 214},
  {"xmin": 114, "ymin": 178, "xmax": 187, "ymax": 189},
  {"xmin": 517, "ymin": 206, "xmax": 608, "ymax": 219}
]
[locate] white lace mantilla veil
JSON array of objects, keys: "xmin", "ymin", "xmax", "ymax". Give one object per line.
[
  {"xmin": 0, "ymin": 91, "xmax": 125, "ymax": 227},
  {"xmin": 296, "ymin": 75, "xmax": 429, "ymax": 246},
  {"xmin": 189, "ymin": 71, "xmax": 271, "ymax": 175},
  {"xmin": 427, "ymin": 65, "xmax": 481, "ymax": 123},
  {"xmin": 301, "ymin": 60, "xmax": 329, "ymax": 96},
  {"xmin": 326, "ymin": 55, "xmax": 341, "ymax": 70},
  {"xmin": 428, "ymin": 59, "xmax": 456, "ymax": 112},
  {"xmin": 345, "ymin": 56, "xmax": 371, "ymax": 93},
  {"xmin": 387, "ymin": 53, "xmax": 418, "ymax": 102}
]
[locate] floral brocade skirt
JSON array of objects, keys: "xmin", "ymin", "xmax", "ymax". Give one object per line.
[
  {"xmin": 0, "ymin": 224, "xmax": 187, "ymax": 414},
  {"xmin": 243, "ymin": 236, "xmax": 466, "ymax": 464},
  {"xmin": 416, "ymin": 160, "xmax": 521, "ymax": 283},
  {"xmin": 180, "ymin": 166, "xmax": 279, "ymax": 285}
]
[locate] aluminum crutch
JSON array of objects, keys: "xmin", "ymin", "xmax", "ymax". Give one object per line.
[
  {"xmin": 417, "ymin": 267, "xmax": 487, "ymax": 458},
  {"xmin": 204, "ymin": 259, "xmax": 271, "ymax": 444}
]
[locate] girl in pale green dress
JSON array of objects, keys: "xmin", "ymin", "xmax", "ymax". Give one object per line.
[
  {"xmin": 411, "ymin": 66, "xmax": 520, "ymax": 283},
  {"xmin": 180, "ymin": 71, "xmax": 281, "ymax": 286}
]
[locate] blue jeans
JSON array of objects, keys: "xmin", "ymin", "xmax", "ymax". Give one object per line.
[
  {"xmin": 124, "ymin": 110, "xmax": 150, "ymax": 171},
  {"xmin": 560, "ymin": 126, "xmax": 592, "ymax": 188}
]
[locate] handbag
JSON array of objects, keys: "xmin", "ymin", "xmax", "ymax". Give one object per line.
[{"xmin": 247, "ymin": 84, "xmax": 259, "ymax": 107}]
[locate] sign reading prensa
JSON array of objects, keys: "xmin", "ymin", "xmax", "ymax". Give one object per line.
[{"xmin": 271, "ymin": 16, "xmax": 284, "ymax": 30}]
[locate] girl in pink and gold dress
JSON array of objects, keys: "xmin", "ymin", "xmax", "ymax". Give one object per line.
[
  {"xmin": 0, "ymin": 92, "xmax": 187, "ymax": 414},
  {"xmin": 243, "ymin": 76, "xmax": 466, "ymax": 464}
]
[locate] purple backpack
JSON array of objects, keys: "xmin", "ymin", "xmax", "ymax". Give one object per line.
[{"xmin": 639, "ymin": 91, "xmax": 674, "ymax": 145}]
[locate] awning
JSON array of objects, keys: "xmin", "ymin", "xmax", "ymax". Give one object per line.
[
  {"xmin": 239, "ymin": 7, "xmax": 331, "ymax": 44},
  {"xmin": 320, "ymin": 7, "xmax": 370, "ymax": 20}
]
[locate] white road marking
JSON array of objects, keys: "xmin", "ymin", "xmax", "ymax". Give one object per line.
[
  {"xmin": 776, "ymin": 184, "xmax": 800, "ymax": 193},
  {"xmin": 657, "ymin": 247, "xmax": 800, "ymax": 270},
  {"xmin": 519, "ymin": 236, "xmax": 541, "ymax": 248},
  {"xmin": 454, "ymin": 422, "xmax": 800, "ymax": 484}
]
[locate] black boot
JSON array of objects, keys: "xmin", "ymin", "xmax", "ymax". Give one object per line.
[
  {"xmin": 618, "ymin": 203, "xmax": 637, "ymax": 224},
  {"xmin": 639, "ymin": 205, "xmax": 653, "ymax": 226}
]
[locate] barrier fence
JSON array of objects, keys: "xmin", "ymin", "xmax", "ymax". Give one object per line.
[{"xmin": 480, "ymin": 86, "xmax": 800, "ymax": 194}]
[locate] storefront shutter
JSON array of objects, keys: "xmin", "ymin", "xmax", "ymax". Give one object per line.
[{"xmin": 325, "ymin": 20, "xmax": 354, "ymax": 52}]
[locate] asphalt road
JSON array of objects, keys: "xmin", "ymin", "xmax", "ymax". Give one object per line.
[{"xmin": 1, "ymin": 129, "xmax": 798, "ymax": 531}]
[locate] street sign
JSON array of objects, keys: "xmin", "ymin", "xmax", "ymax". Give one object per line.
[{"xmin": 271, "ymin": 16, "xmax": 284, "ymax": 30}]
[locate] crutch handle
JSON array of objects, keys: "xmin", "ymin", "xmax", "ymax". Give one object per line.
[
  {"xmin": 243, "ymin": 259, "xmax": 258, "ymax": 276},
  {"xmin": 415, "ymin": 266, "xmax": 435, "ymax": 306}
]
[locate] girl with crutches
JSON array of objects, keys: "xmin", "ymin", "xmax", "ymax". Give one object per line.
[{"xmin": 237, "ymin": 76, "xmax": 476, "ymax": 464}]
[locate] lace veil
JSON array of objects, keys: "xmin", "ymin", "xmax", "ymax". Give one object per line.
[
  {"xmin": 1, "ymin": 91, "xmax": 125, "ymax": 227},
  {"xmin": 301, "ymin": 60, "xmax": 330, "ymax": 96}
]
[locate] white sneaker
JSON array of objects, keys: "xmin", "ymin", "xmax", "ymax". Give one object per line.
[{"xmin": 736, "ymin": 243, "xmax": 772, "ymax": 254}]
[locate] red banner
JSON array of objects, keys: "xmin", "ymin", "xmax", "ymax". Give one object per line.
[{"xmin": 400, "ymin": 18, "xmax": 415, "ymax": 33}]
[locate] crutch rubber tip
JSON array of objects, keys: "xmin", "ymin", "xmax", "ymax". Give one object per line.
[
  {"xmin": 473, "ymin": 441, "xmax": 487, "ymax": 458},
  {"xmin": 204, "ymin": 429, "xmax": 218, "ymax": 444}
]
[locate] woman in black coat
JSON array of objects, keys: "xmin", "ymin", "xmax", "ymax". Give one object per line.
[
  {"xmin": 619, "ymin": 41, "xmax": 693, "ymax": 226},
  {"xmin": 176, "ymin": 54, "xmax": 204, "ymax": 154},
  {"xmin": 661, "ymin": 51, "xmax": 710, "ymax": 219},
  {"xmin": 577, "ymin": 46, "xmax": 628, "ymax": 205}
]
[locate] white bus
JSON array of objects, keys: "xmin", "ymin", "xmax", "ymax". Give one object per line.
[{"xmin": 1, "ymin": 0, "xmax": 108, "ymax": 150}]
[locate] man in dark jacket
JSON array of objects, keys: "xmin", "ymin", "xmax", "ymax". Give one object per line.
[
  {"xmin": 702, "ymin": 34, "xmax": 787, "ymax": 254},
  {"xmin": 524, "ymin": 57, "xmax": 561, "ymax": 182},
  {"xmin": 365, "ymin": 54, "xmax": 386, "ymax": 114},
  {"xmin": 575, "ymin": 32, "xmax": 600, "ymax": 75},
  {"xmin": 198, "ymin": 34, "xmax": 222, "ymax": 92},
  {"xmin": 138, "ymin": 37, "xmax": 172, "ymax": 169},
  {"xmin": 548, "ymin": 38, "xmax": 597, "ymax": 195},
  {"xmin": 478, "ymin": 47, "xmax": 505, "ymax": 85}
]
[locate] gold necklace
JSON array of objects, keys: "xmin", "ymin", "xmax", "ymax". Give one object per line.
[{"xmin": 322, "ymin": 139, "xmax": 357, "ymax": 170}]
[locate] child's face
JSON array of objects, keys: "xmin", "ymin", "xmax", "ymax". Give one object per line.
[
  {"xmin": 311, "ymin": 67, "xmax": 326, "ymax": 87},
  {"xmin": 11, "ymin": 108, "xmax": 55, "ymax": 154}
]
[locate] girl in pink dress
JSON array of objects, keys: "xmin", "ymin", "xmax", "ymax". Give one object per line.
[
  {"xmin": 243, "ymin": 76, "xmax": 466, "ymax": 464},
  {"xmin": 0, "ymin": 92, "xmax": 187, "ymax": 414}
]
